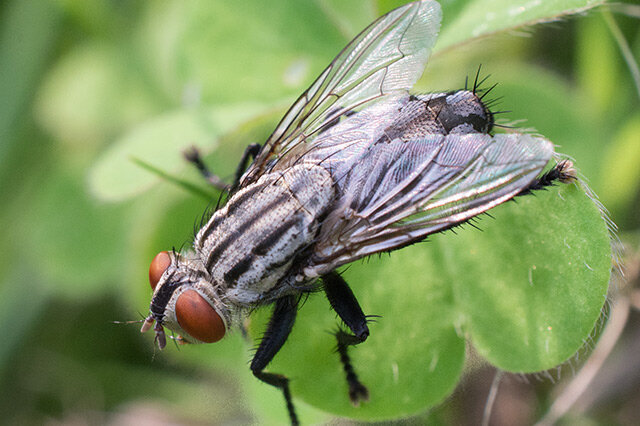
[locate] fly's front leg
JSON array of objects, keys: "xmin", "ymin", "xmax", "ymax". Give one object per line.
[
  {"xmin": 183, "ymin": 146, "xmax": 229, "ymax": 191},
  {"xmin": 183, "ymin": 143, "xmax": 261, "ymax": 191},
  {"xmin": 322, "ymin": 271, "xmax": 371, "ymax": 405},
  {"xmin": 250, "ymin": 295, "xmax": 299, "ymax": 425}
]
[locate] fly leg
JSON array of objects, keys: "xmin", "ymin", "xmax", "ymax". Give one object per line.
[
  {"xmin": 322, "ymin": 271, "xmax": 371, "ymax": 405},
  {"xmin": 231, "ymin": 143, "xmax": 261, "ymax": 191},
  {"xmin": 250, "ymin": 295, "xmax": 299, "ymax": 425},
  {"xmin": 183, "ymin": 143, "xmax": 261, "ymax": 190}
]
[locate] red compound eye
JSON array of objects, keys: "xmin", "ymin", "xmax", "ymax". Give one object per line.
[
  {"xmin": 175, "ymin": 290, "xmax": 226, "ymax": 343},
  {"xmin": 149, "ymin": 251, "xmax": 171, "ymax": 291}
]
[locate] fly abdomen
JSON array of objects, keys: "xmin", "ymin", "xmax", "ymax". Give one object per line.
[
  {"xmin": 194, "ymin": 163, "xmax": 334, "ymax": 304},
  {"xmin": 376, "ymin": 91, "xmax": 494, "ymax": 143}
]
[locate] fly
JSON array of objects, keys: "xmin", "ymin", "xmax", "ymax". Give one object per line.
[{"xmin": 141, "ymin": 1, "xmax": 576, "ymax": 424}]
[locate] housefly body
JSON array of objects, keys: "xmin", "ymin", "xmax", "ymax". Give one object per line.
[{"xmin": 141, "ymin": 1, "xmax": 576, "ymax": 423}]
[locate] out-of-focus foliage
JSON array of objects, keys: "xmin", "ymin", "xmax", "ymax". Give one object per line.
[{"xmin": 0, "ymin": 0, "xmax": 638, "ymax": 424}]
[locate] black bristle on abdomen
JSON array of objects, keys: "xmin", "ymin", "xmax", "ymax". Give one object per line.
[{"xmin": 519, "ymin": 160, "xmax": 576, "ymax": 196}]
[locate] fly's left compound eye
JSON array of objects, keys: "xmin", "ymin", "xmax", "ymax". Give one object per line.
[
  {"xmin": 149, "ymin": 251, "xmax": 171, "ymax": 291},
  {"xmin": 175, "ymin": 290, "xmax": 226, "ymax": 343}
]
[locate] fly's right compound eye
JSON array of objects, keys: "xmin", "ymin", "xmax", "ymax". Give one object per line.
[
  {"xmin": 149, "ymin": 251, "xmax": 171, "ymax": 290},
  {"xmin": 175, "ymin": 290, "xmax": 226, "ymax": 343}
]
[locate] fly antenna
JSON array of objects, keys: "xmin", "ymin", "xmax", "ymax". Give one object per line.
[
  {"xmin": 113, "ymin": 311, "xmax": 148, "ymax": 325},
  {"xmin": 112, "ymin": 319, "xmax": 146, "ymax": 325}
]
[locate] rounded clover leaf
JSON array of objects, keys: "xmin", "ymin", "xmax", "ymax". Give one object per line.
[{"xmin": 249, "ymin": 181, "xmax": 611, "ymax": 421}]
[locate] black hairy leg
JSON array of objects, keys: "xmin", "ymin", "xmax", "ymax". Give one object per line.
[
  {"xmin": 518, "ymin": 159, "xmax": 576, "ymax": 196},
  {"xmin": 183, "ymin": 146, "xmax": 228, "ymax": 190},
  {"xmin": 183, "ymin": 143, "xmax": 261, "ymax": 191},
  {"xmin": 323, "ymin": 271, "xmax": 371, "ymax": 405},
  {"xmin": 230, "ymin": 143, "xmax": 261, "ymax": 191},
  {"xmin": 250, "ymin": 295, "xmax": 299, "ymax": 425}
]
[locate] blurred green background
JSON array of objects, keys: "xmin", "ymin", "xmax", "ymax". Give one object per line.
[{"xmin": 1, "ymin": 0, "xmax": 639, "ymax": 424}]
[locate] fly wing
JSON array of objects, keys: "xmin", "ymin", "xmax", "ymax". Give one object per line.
[
  {"xmin": 307, "ymin": 133, "xmax": 555, "ymax": 274},
  {"xmin": 242, "ymin": 0, "xmax": 442, "ymax": 185}
]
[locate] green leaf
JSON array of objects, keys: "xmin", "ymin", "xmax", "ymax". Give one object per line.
[
  {"xmin": 436, "ymin": 0, "xmax": 605, "ymax": 53},
  {"xmin": 19, "ymin": 169, "xmax": 129, "ymax": 297},
  {"xmin": 449, "ymin": 183, "xmax": 611, "ymax": 372},
  {"xmin": 599, "ymin": 115, "xmax": 640, "ymax": 220},
  {"xmin": 139, "ymin": 1, "xmax": 345, "ymax": 104},
  {"xmin": 89, "ymin": 103, "xmax": 268, "ymax": 201},
  {"xmin": 34, "ymin": 43, "xmax": 159, "ymax": 149},
  {"xmin": 316, "ymin": 0, "xmax": 377, "ymax": 39},
  {"xmin": 249, "ymin": 181, "xmax": 611, "ymax": 421},
  {"xmin": 576, "ymin": 12, "xmax": 620, "ymax": 112}
]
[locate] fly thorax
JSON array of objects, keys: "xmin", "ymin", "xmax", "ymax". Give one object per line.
[{"xmin": 194, "ymin": 163, "xmax": 335, "ymax": 305}]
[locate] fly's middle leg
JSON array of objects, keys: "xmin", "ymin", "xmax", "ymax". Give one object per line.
[
  {"xmin": 183, "ymin": 143, "xmax": 261, "ymax": 191},
  {"xmin": 322, "ymin": 271, "xmax": 371, "ymax": 405}
]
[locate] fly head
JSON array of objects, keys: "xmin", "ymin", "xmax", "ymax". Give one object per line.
[{"xmin": 142, "ymin": 251, "xmax": 230, "ymax": 348}]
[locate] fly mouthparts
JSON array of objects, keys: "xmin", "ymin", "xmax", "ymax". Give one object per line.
[
  {"xmin": 140, "ymin": 315, "xmax": 154, "ymax": 333},
  {"xmin": 154, "ymin": 322, "xmax": 167, "ymax": 349},
  {"xmin": 140, "ymin": 315, "xmax": 167, "ymax": 349}
]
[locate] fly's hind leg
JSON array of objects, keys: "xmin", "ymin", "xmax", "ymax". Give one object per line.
[
  {"xmin": 183, "ymin": 143, "xmax": 261, "ymax": 191},
  {"xmin": 335, "ymin": 329, "xmax": 370, "ymax": 406},
  {"xmin": 322, "ymin": 271, "xmax": 372, "ymax": 405},
  {"xmin": 250, "ymin": 295, "xmax": 299, "ymax": 425}
]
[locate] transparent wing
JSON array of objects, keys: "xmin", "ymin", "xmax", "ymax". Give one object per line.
[
  {"xmin": 242, "ymin": 0, "xmax": 442, "ymax": 184},
  {"xmin": 308, "ymin": 133, "xmax": 555, "ymax": 274}
]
